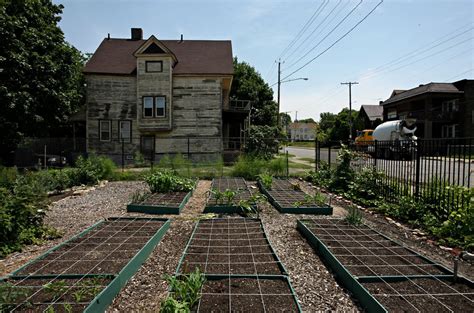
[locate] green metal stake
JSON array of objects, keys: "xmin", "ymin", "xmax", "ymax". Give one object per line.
[{"xmin": 286, "ymin": 150, "xmax": 289, "ymax": 178}]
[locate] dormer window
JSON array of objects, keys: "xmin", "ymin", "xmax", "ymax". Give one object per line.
[
  {"xmin": 143, "ymin": 96, "xmax": 166, "ymax": 118},
  {"xmin": 146, "ymin": 61, "xmax": 163, "ymax": 72}
]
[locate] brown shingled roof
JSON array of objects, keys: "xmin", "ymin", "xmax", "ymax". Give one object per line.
[
  {"xmin": 83, "ymin": 38, "xmax": 234, "ymax": 75},
  {"xmin": 381, "ymin": 83, "xmax": 463, "ymax": 105},
  {"xmin": 360, "ymin": 105, "xmax": 383, "ymax": 121}
]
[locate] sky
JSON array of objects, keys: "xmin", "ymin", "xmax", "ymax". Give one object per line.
[{"xmin": 55, "ymin": 0, "xmax": 473, "ymax": 121}]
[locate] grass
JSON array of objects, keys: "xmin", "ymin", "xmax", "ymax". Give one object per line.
[
  {"xmin": 288, "ymin": 161, "xmax": 312, "ymax": 169},
  {"xmin": 299, "ymin": 157, "xmax": 316, "ymax": 163},
  {"xmin": 278, "ymin": 152, "xmax": 296, "ymax": 157},
  {"xmin": 286, "ymin": 141, "xmax": 315, "ymax": 148}
]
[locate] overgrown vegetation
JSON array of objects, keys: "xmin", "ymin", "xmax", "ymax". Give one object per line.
[
  {"xmin": 258, "ymin": 173, "xmax": 273, "ymax": 189},
  {"xmin": 345, "ymin": 205, "xmax": 363, "ymax": 226},
  {"xmin": 307, "ymin": 145, "xmax": 474, "ymax": 250},
  {"xmin": 231, "ymin": 155, "xmax": 287, "ymax": 180},
  {"xmin": 161, "ymin": 268, "xmax": 206, "ymax": 312}
]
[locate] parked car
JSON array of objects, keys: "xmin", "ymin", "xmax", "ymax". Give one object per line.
[{"xmin": 35, "ymin": 154, "xmax": 67, "ymax": 167}]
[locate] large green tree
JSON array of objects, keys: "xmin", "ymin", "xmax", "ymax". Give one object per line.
[
  {"xmin": 0, "ymin": 0, "xmax": 85, "ymax": 161},
  {"xmin": 318, "ymin": 109, "xmax": 363, "ymax": 142},
  {"xmin": 230, "ymin": 57, "xmax": 277, "ymax": 126}
]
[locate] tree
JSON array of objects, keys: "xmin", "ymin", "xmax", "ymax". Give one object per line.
[
  {"xmin": 279, "ymin": 112, "xmax": 292, "ymax": 127},
  {"xmin": 0, "ymin": 0, "xmax": 85, "ymax": 162},
  {"xmin": 298, "ymin": 118, "xmax": 316, "ymax": 123},
  {"xmin": 318, "ymin": 109, "xmax": 363, "ymax": 142},
  {"xmin": 230, "ymin": 57, "xmax": 277, "ymax": 126}
]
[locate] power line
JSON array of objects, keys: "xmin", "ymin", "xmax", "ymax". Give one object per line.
[
  {"xmin": 445, "ymin": 68, "xmax": 473, "ymax": 82},
  {"xmin": 279, "ymin": 0, "xmax": 328, "ymax": 59},
  {"xmin": 283, "ymin": 0, "xmax": 345, "ymax": 64},
  {"xmin": 281, "ymin": 0, "xmax": 383, "ymax": 82},
  {"xmin": 284, "ymin": 0, "xmax": 364, "ymax": 71},
  {"xmin": 360, "ymin": 36, "xmax": 472, "ymax": 81}
]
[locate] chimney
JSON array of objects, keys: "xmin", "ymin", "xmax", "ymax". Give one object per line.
[
  {"xmin": 131, "ymin": 28, "xmax": 143, "ymax": 40},
  {"xmin": 180, "ymin": 34, "xmax": 184, "ymax": 42}
]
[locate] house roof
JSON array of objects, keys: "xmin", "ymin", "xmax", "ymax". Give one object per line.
[
  {"xmin": 360, "ymin": 105, "xmax": 383, "ymax": 121},
  {"xmin": 381, "ymin": 82, "xmax": 463, "ymax": 105},
  {"xmin": 289, "ymin": 122, "xmax": 317, "ymax": 130},
  {"xmin": 83, "ymin": 38, "xmax": 234, "ymax": 75}
]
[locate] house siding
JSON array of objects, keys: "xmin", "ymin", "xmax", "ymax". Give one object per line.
[{"xmin": 86, "ymin": 75, "xmax": 138, "ymax": 162}]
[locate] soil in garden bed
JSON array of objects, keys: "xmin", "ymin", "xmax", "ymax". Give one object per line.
[
  {"xmin": 137, "ymin": 192, "xmax": 189, "ymax": 207},
  {"xmin": 197, "ymin": 276, "xmax": 299, "ymax": 312},
  {"xmin": 178, "ymin": 219, "xmax": 284, "ymax": 275},
  {"xmin": 207, "ymin": 177, "xmax": 253, "ymax": 206},
  {"xmin": 301, "ymin": 219, "xmax": 447, "ymax": 277},
  {"xmin": 265, "ymin": 180, "xmax": 327, "ymax": 209},
  {"xmin": 15, "ymin": 218, "xmax": 165, "ymax": 276},
  {"xmin": 362, "ymin": 278, "xmax": 474, "ymax": 312},
  {"xmin": 0, "ymin": 276, "xmax": 112, "ymax": 312}
]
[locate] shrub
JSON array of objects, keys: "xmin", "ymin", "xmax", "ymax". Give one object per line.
[
  {"xmin": 33, "ymin": 169, "xmax": 73, "ymax": 192},
  {"xmin": 0, "ymin": 176, "xmax": 60, "ymax": 257},
  {"xmin": 244, "ymin": 125, "xmax": 283, "ymax": 159},
  {"xmin": 306, "ymin": 161, "xmax": 333, "ymax": 188},
  {"xmin": 0, "ymin": 166, "xmax": 19, "ymax": 190},
  {"xmin": 74, "ymin": 154, "xmax": 116, "ymax": 185},
  {"xmin": 230, "ymin": 155, "xmax": 266, "ymax": 180},
  {"xmin": 330, "ymin": 144, "xmax": 356, "ymax": 192},
  {"xmin": 267, "ymin": 156, "xmax": 286, "ymax": 176},
  {"xmin": 346, "ymin": 167, "xmax": 386, "ymax": 207},
  {"xmin": 145, "ymin": 169, "xmax": 194, "ymax": 193}
]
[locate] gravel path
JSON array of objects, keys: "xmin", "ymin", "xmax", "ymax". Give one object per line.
[{"xmin": 251, "ymin": 180, "xmax": 360, "ymax": 312}]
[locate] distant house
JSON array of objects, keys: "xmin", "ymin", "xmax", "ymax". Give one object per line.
[
  {"xmin": 83, "ymin": 28, "xmax": 246, "ymax": 163},
  {"xmin": 289, "ymin": 122, "xmax": 316, "ymax": 141},
  {"xmin": 380, "ymin": 80, "xmax": 474, "ymax": 138},
  {"xmin": 359, "ymin": 104, "xmax": 383, "ymax": 129}
]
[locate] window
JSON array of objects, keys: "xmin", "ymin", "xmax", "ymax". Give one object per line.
[
  {"xmin": 99, "ymin": 120, "xmax": 111, "ymax": 141},
  {"xmin": 143, "ymin": 96, "xmax": 166, "ymax": 118},
  {"xmin": 442, "ymin": 124, "xmax": 458, "ymax": 138},
  {"xmin": 387, "ymin": 109, "xmax": 397, "ymax": 119},
  {"xmin": 140, "ymin": 136, "xmax": 155, "ymax": 158},
  {"xmin": 442, "ymin": 99, "xmax": 459, "ymax": 113},
  {"xmin": 119, "ymin": 121, "xmax": 131, "ymax": 143},
  {"xmin": 143, "ymin": 97, "xmax": 154, "ymax": 117},
  {"xmin": 146, "ymin": 61, "xmax": 163, "ymax": 72},
  {"xmin": 155, "ymin": 96, "xmax": 166, "ymax": 117}
]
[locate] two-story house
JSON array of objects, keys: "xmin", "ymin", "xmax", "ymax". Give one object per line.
[
  {"xmin": 289, "ymin": 122, "xmax": 316, "ymax": 141},
  {"xmin": 380, "ymin": 79, "xmax": 474, "ymax": 138},
  {"xmin": 83, "ymin": 28, "xmax": 242, "ymax": 163}
]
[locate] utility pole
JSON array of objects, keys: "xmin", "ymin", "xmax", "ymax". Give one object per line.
[
  {"xmin": 295, "ymin": 111, "xmax": 298, "ymax": 122},
  {"xmin": 277, "ymin": 59, "xmax": 281, "ymax": 127},
  {"xmin": 341, "ymin": 82, "xmax": 359, "ymax": 140}
]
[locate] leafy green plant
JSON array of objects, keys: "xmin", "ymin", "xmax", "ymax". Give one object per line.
[
  {"xmin": 208, "ymin": 189, "xmax": 224, "ymax": 205},
  {"xmin": 304, "ymin": 191, "xmax": 326, "ymax": 206},
  {"xmin": 134, "ymin": 151, "xmax": 146, "ymax": 167},
  {"xmin": 145, "ymin": 169, "xmax": 194, "ymax": 193},
  {"xmin": 72, "ymin": 277, "xmax": 104, "ymax": 303},
  {"xmin": 222, "ymin": 189, "xmax": 238, "ymax": 205},
  {"xmin": 44, "ymin": 280, "xmax": 67, "ymax": 301},
  {"xmin": 330, "ymin": 144, "xmax": 356, "ymax": 192},
  {"xmin": 258, "ymin": 173, "xmax": 273, "ymax": 190},
  {"xmin": 345, "ymin": 205, "xmax": 363, "ymax": 226},
  {"xmin": 74, "ymin": 154, "xmax": 116, "ymax": 185},
  {"xmin": 230, "ymin": 155, "xmax": 266, "ymax": 180},
  {"xmin": 267, "ymin": 157, "xmax": 286, "ymax": 176},
  {"xmin": 161, "ymin": 268, "xmax": 206, "ymax": 312},
  {"xmin": 0, "ymin": 282, "xmax": 31, "ymax": 311},
  {"xmin": 239, "ymin": 193, "xmax": 267, "ymax": 217},
  {"xmin": 130, "ymin": 191, "xmax": 150, "ymax": 204}
]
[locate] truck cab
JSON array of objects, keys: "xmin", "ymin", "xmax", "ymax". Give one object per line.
[{"xmin": 355, "ymin": 129, "xmax": 374, "ymax": 145}]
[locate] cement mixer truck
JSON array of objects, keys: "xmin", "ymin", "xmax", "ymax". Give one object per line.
[{"xmin": 368, "ymin": 119, "xmax": 417, "ymax": 159}]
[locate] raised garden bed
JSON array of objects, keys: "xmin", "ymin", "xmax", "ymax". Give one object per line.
[
  {"xmin": 127, "ymin": 191, "xmax": 192, "ymax": 214},
  {"xmin": 298, "ymin": 218, "xmax": 474, "ymax": 312},
  {"xmin": 195, "ymin": 275, "xmax": 301, "ymax": 312},
  {"xmin": 204, "ymin": 177, "xmax": 254, "ymax": 214},
  {"xmin": 1, "ymin": 217, "xmax": 170, "ymax": 312},
  {"xmin": 170, "ymin": 218, "xmax": 301, "ymax": 312},
  {"xmin": 258, "ymin": 179, "xmax": 332, "ymax": 215},
  {"xmin": 176, "ymin": 218, "xmax": 286, "ymax": 276}
]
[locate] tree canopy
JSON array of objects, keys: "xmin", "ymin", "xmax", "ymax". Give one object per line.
[
  {"xmin": 0, "ymin": 0, "xmax": 85, "ymax": 161},
  {"xmin": 317, "ymin": 108, "xmax": 363, "ymax": 142},
  {"xmin": 230, "ymin": 57, "xmax": 277, "ymax": 127}
]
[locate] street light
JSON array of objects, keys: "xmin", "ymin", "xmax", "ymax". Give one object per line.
[{"xmin": 276, "ymin": 74, "xmax": 308, "ymax": 127}]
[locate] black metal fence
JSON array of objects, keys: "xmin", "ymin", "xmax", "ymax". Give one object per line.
[{"xmin": 314, "ymin": 137, "xmax": 473, "ymax": 209}]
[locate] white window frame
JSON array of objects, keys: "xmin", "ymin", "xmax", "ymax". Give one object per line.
[
  {"xmin": 155, "ymin": 96, "xmax": 166, "ymax": 117},
  {"xmin": 143, "ymin": 97, "xmax": 154, "ymax": 118},
  {"xmin": 119, "ymin": 120, "xmax": 132, "ymax": 143},
  {"xmin": 99, "ymin": 120, "xmax": 111, "ymax": 142}
]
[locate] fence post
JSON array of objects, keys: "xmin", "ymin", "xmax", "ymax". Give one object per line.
[
  {"xmin": 150, "ymin": 148, "xmax": 154, "ymax": 169},
  {"xmin": 44, "ymin": 145, "xmax": 47, "ymax": 170},
  {"xmin": 121, "ymin": 138, "xmax": 125, "ymax": 172},
  {"xmin": 328, "ymin": 144, "xmax": 332, "ymax": 166},
  {"xmin": 374, "ymin": 140, "xmax": 377, "ymax": 168},
  {"xmin": 414, "ymin": 138, "xmax": 421, "ymax": 198},
  {"xmin": 187, "ymin": 137, "xmax": 190, "ymax": 159},
  {"xmin": 314, "ymin": 138, "xmax": 318, "ymax": 171},
  {"xmin": 286, "ymin": 150, "xmax": 289, "ymax": 178}
]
